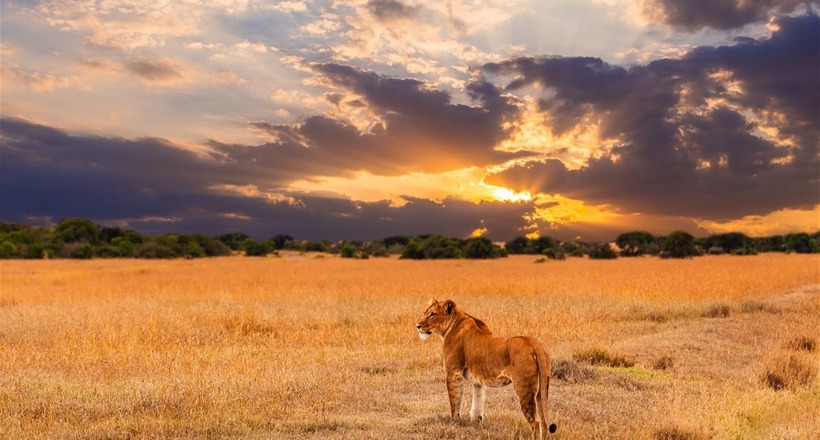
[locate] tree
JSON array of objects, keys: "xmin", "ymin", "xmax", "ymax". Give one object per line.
[
  {"xmin": 661, "ymin": 231, "xmax": 700, "ymax": 258},
  {"xmin": 339, "ymin": 243, "xmax": 357, "ymax": 258},
  {"xmin": 615, "ymin": 231, "xmax": 656, "ymax": 257},
  {"xmin": 588, "ymin": 243, "xmax": 617, "ymax": 259},
  {"xmin": 271, "ymin": 234, "xmax": 294, "ymax": 250},
  {"xmin": 420, "ymin": 235, "xmax": 462, "ymax": 259},
  {"xmin": 219, "ymin": 232, "xmax": 250, "ymax": 251},
  {"xmin": 704, "ymin": 232, "xmax": 750, "ymax": 254},
  {"xmin": 505, "ymin": 236, "xmax": 530, "ymax": 254},
  {"xmin": 784, "ymin": 233, "xmax": 815, "ymax": 253},
  {"xmin": 463, "ymin": 237, "xmax": 495, "ymax": 259},
  {"xmin": 53, "ymin": 218, "xmax": 101, "ymax": 245},
  {"xmin": 242, "ymin": 239, "xmax": 270, "ymax": 257},
  {"xmin": 400, "ymin": 238, "xmax": 425, "ymax": 259}
]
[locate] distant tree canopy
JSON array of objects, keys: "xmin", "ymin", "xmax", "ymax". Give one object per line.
[
  {"xmin": 0, "ymin": 217, "xmax": 816, "ymax": 260},
  {"xmin": 615, "ymin": 231, "xmax": 659, "ymax": 257},
  {"xmin": 661, "ymin": 231, "xmax": 701, "ymax": 259}
]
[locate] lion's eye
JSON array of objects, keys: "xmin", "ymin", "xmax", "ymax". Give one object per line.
[{"xmin": 428, "ymin": 313, "xmax": 436, "ymax": 318}]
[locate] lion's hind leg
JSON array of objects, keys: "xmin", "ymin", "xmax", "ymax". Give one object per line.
[{"xmin": 513, "ymin": 379, "xmax": 541, "ymax": 440}]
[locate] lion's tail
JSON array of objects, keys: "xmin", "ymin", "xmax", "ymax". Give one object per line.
[{"xmin": 534, "ymin": 345, "xmax": 557, "ymax": 436}]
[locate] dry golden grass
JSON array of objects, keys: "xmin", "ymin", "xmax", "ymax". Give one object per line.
[{"xmin": 1, "ymin": 254, "xmax": 818, "ymax": 439}]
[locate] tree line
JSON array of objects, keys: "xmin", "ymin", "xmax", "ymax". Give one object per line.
[{"xmin": 0, "ymin": 217, "xmax": 817, "ymax": 260}]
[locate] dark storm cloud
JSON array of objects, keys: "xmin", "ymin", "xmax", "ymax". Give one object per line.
[
  {"xmin": 485, "ymin": 14, "xmax": 819, "ymax": 220},
  {"xmin": 366, "ymin": 0, "xmax": 420, "ymax": 21},
  {"xmin": 643, "ymin": 0, "xmax": 813, "ymax": 30},
  {"xmin": 0, "ymin": 118, "xmax": 533, "ymax": 240},
  {"xmin": 236, "ymin": 63, "xmax": 522, "ymax": 175}
]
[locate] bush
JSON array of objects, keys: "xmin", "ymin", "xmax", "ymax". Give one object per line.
[
  {"xmin": 588, "ymin": 243, "xmax": 617, "ymax": 259},
  {"xmin": 661, "ymin": 231, "xmax": 701, "ymax": 258},
  {"xmin": 136, "ymin": 242, "xmax": 175, "ymax": 259},
  {"xmin": 572, "ymin": 348, "xmax": 635, "ymax": 367},
  {"xmin": 701, "ymin": 304, "xmax": 730, "ymax": 318},
  {"xmin": 339, "ymin": 244, "xmax": 357, "ymax": 258},
  {"xmin": 242, "ymin": 239, "xmax": 270, "ymax": 257},
  {"xmin": 400, "ymin": 239, "xmax": 425, "ymax": 259},
  {"xmin": 62, "ymin": 243, "xmax": 94, "ymax": 259},
  {"xmin": 761, "ymin": 353, "xmax": 817, "ymax": 390},
  {"xmin": 541, "ymin": 247, "xmax": 565, "ymax": 260}
]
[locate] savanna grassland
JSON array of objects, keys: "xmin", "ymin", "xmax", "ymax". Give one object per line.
[{"xmin": 1, "ymin": 254, "xmax": 818, "ymax": 439}]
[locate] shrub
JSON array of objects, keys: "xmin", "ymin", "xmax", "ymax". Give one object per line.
[
  {"xmin": 340, "ymin": 244, "xmax": 357, "ymax": 258},
  {"xmin": 701, "ymin": 304, "xmax": 730, "ymax": 318},
  {"xmin": 462, "ymin": 237, "xmax": 494, "ymax": 259},
  {"xmin": 786, "ymin": 336, "xmax": 816, "ymax": 352},
  {"xmin": 706, "ymin": 246, "xmax": 724, "ymax": 255},
  {"xmin": 661, "ymin": 231, "xmax": 701, "ymax": 258},
  {"xmin": 551, "ymin": 358, "xmax": 598, "ymax": 383},
  {"xmin": 400, "ymin": 239, "xmax": 424, "ymax": 260},
  {"xmin": 242, "ymin": 239, "xmax": 270, "ymax": 257},
  {"xmin": 572, "ymin": 347, "xmax": 635, "ymax": 368},
  {"xmin": 653, "ymin": 426, "xmax": 706, "ymax": 440},
  {"xmin": 588, "ymin": 243, "xmax": 617, "ymax": 259},
  {"xmin": 541, "ymin": 247, "xmax": 565, "ymax": 260},
  {"xmin": 761, "ymin": 353, "xmax": 817, "ymax": 390},
  {"xmin": 136, "ymin": 242, "xmax": 175, "ymax": 259},
  {"xmin": 653, "ymin": 355, "xmax": 675, "ymax": 370}
]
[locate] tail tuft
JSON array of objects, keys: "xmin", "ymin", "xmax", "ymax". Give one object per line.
[{"xmin": 548, "ymin": 423, "xmax": 557, "ymax": 434}]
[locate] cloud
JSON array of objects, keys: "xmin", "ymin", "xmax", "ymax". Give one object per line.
[
  {"xmin": 124, "ymin": 59, "xmax": 186, "ymax": 83},
  {"xmin": 640, "ymin": 0, "xmax": 812, "ymax": 30},
  {"xmin": 485, "ymin": 14, "xmax": 819, "ymax": 220},
  {"xmin": 235, "ymin": 63, "xmax": 524, "ymax": 176},
  {"xmin": 1, "ymin": 64, "xmax": 81, "ymax": 92},
  {"xmin": 367, "ymin": 0, "xmax": 421, "ymax": 22},
  {"xmin": 0, "ymin": 117, "xmax": 534, "ymax": 240}
]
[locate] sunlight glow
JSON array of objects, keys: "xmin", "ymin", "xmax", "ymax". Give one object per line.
[
  {"xmin": 695, "ymin": 205, "xmax": 820, "ymax": 236},
  {"xmin": 525, "ymin": 194, "xmax": 620, "ymax": 228},
  {"xmin": 495, "ymin": 96, "xmax": 620, "ymax": 170}
]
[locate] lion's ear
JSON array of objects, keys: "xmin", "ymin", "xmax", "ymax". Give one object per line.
[
  {"xmin": 428, "ymin": 298, "xmax": 439, "ymax": 306},
  {"xmin": 443, "ymin": 300, "xmax": 455, "ymax": 314}
]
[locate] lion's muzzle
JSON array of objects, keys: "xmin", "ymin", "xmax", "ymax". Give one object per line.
[{"xmin": 416, "ymin": 323, "xmax": 432, "ymax": 340}]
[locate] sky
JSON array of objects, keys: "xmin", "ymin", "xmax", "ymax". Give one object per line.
[{"xmin": 1, "ymin": 0, "xmax": 818, "ymax": 242}]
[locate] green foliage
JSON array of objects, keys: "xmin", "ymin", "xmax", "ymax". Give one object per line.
[
  {"xmin": 136, "ymin": 242, "xmax": 175, "ymax": 259},
  {"xmin": 339, "ymin": 244, "xmax": 357, "ymax": 258},
  {"xmin": 541, "ymin": 247, "xmax": 565, "ymax": 260},
  {"xmin": 504, "ymin": 235, "xmax": 562, "ymax": 255},
  {"xmin": 588, "ymin": 243, "xmax": 618, "ymax": 259},
  {"xmin": 0, "ymin": 218, "xmax": 816, "ymax": 261},
  {"xmin": 271, "ymin": 234, "xmax": 294, "ymax": 250},
  {"xmin": 242, "ymin": 238, "xmax": 270, "ymax": 257},
  {"xmin": 504, "ymin": 236, "xmax": 530, "ymax": 254},
  {"xmin": 218, "ymin": 232, "xmax": 250, "ymax": 251},
  {"xmin": 400, "ymin": 238, "xmax": 425, "ymax": 259},
  {"xmin": 419, "ymin": 235, "xmax": 462, "ymax": 259},
  {"xmin": 53, "ymin": 218, "xmax": 101, "ymax": 245},
  {"xmin": 0, "ymin": 241, "xmax": 18, "ymax": 258},
  {"xmin": 462, "ymin": 237, "xmax": 494, "ymax": 259},
  {"xmin": 704, "ymin": 232, "xmax": 750, "ymax": 254},
  {"xmin": 615, "ymin": 231, "xmax": 657, "ymax": 257},
  {"xmin": 661, "ymin": 231, "xmax": 701, "ymax": 259},
  {"xmin": 784, "ymin": 233, "xmax": 815, "ymax": 254}
]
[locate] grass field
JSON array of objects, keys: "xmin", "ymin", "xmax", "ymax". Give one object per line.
[{"xmin": 1, "ymin": 254, "xmax": 818, "ymax": 439}]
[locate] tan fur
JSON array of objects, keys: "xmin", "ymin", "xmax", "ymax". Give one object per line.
[{"xmin": 416, "ymin": 299, "xmax": 556, "ymax": 439}]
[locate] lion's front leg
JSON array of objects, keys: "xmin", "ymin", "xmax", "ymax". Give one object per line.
[
  {"xmin": 446, "ymin": 370, "xmax": 465, "ymax": 418},
  {"xmin": 469, "ymin": 383, "xmax": 486, "ymax": 422}
]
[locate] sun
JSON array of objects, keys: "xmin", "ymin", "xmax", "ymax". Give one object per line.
[{"xmin": 485, "ymin": 185, "xmax": 533, "ymax": 203}]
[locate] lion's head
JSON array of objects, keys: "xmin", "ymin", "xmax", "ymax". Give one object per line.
[{"xmin": 415, "ymin": 299, "xmax": 456, "ymax": 340}]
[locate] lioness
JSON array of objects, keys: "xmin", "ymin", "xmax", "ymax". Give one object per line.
[{"xmin": 416, "ymin": 299, "xmax": 557, "ymax": 439}]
